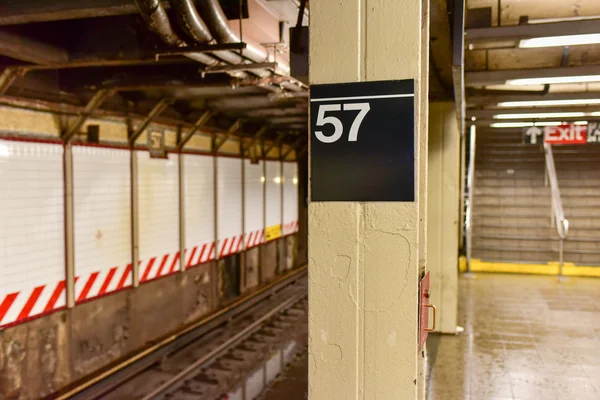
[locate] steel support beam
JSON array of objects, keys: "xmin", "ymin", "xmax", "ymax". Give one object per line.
[
  {"xmin": 472, "ymin": 116, "xmax": 591, "ymax": 127},
  {"xmin": 0, "ymin": 0, "xmax": 144, "ymax": 25},
  {"xmin": 466, "ymin": 65, "xmax": 600, "ymax": 86},
  {"xmin": 468, "ymin": 91, "xmax": 600, "ymax": 105},
  {"xmin": 0, "ymin": 68, "xmax": 24, "ymax": 96},
  {"xmin": 128, "ymin": 98, "xmax": 174, "ymax": 146},
  {"xmin": 203, "ymin": 62, "xmax": 278, "ymax": 75},
  {"xmin": 263, "ymin": 133, "xmax": 287, "ymax": 156},
  {"xmin": 0, "ymin": 30, "xmax": 68, "ymax": 64},
  {"xmin": 63, "ymin": 89, "xmax": 115, "ymax": 142},
  {"xmin": 467, "ymin": 106, "xmax": 600, "ymax": 119},
  {"xmin": 177, "ymin": 111, "xmax": 213, "ymax": 150},
  {"xmin": 243, "ymin": 126, "xmax": 268, "ymax": 156},
  {"xmin": 467, "ymin": 18, "xmax": 600, "ymax": 43},
  {"xmin": 214, "ymin": 119, "xmax": 243, "ymax": 151},
  {"xmin": 281, "ymin": 136, "xmax": 304, "ymax": 159}
]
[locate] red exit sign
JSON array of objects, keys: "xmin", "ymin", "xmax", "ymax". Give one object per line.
[{"xmin": 545, "ymin": 124, "xmax": 587, "ymax": 144}]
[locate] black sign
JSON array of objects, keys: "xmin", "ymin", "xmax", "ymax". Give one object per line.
[
  {"xmin": 148, "ymin": 129, "xmax": 166, "ymax": 158},
  {"xmin": 523, "ymin": 126, "xmax": 544, "ymax": 145},
  {"xmin": 310, "ymin": 79, "xmax": 415, "ymax": 202}
]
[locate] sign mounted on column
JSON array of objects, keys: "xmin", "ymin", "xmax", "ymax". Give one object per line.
[{"xmin": 310, "ymin": 79, "xmax": 415, "ymax": 202}]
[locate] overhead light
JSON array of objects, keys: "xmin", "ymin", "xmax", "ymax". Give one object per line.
[
  {"xmin": 498, "ymin": 99, "xmax": 600, "ymax": 107},
  {"xmin": 574, "ymin": 121, "xmax": 588, "ymax": 125},
  {"xmin": 507, "ymin": 75, "xmax": 600, "ymax": 85},
  {"xmin": 260, "ymin": 176, "xmax": 266, "ymax": 183},
  {"xmin": 591, "ymin": 112, "xmax": 600, "ymax": 116},
  {"xmin": 293, "ymin": 177, "xmax": 298, "ymax": 185},
  {"xmin": 491, "ymin": 121, "xmax": 563, "ymax": 128},
  {"xmin": 519, "ymin": 33, "xmax": 600, "ymax": 48},
  {"xmin": 494, "ymin": 112, "xmax": 585, "ymax": 119},
  {"xmin": 274, "ymin": 177, "xmax": 282, "ymax": 184}
]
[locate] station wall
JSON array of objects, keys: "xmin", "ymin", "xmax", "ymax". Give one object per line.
[{"xmin": 0, "ymin": 109, "xmax": 301, "ymax": 330}]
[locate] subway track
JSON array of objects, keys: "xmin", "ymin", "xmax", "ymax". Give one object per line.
[{"xmin": 57, "ymin": 267, "xmax": 308, "ymax": 400}]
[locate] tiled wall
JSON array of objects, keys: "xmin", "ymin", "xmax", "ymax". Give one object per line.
[
  {"xmin": 0, "ymin": 136, "xmax": 298, "ymax": 328},
  {"xmin": 73, "ymin": 146, "xmax": 133, "ymax": 301},
  {"xmin": 282, "ymin": 162, "xmax": 299, "ymax": 236},
  {"xmin": 265, "ymin": 160, "xmax": 282, "ymax": 240},
  {"xmin": 183, "ymin": 154, "xmax": 215, "ymax": 268},
  {"xmin": 0, "ymin": 140, "xmax": 65, "ymax": 327},
  {"xmin": 217, "ymin": 157, "xmax": 243, "ymax": 258},
  {"xmin": 244, "ymin": 159, "xmax": 265, "ymax": 248},
  {"xmin": 137, "ymin": 151, "xmax": 180, "ymax": 282}
]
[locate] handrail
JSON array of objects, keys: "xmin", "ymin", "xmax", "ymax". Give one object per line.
[
  {"xmin": 543, "ymin": 142, "xmax": 569, "ymax": 275},
  {"xmin": 465, "ymin": 125, "xmax": 476, "ymax": 273}
]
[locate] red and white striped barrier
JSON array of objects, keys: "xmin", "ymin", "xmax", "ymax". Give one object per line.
[
  {"xmin": 246, "ymin": 229, "xmax": 265, "ymax": 249},
  {"xmin": 282, "ymin": 220, "xmax": 299, "ymax": 236},
  {"xmin": 75, "ymin": 264, "xmax": 133, "ymax": 303},
  {"xmin": 0, "ymin": 280, "xmax": 67, "ymax": 327},
  {"xmin": 1, "ymin": 232, "xmax": 279, "ymax": 327}
]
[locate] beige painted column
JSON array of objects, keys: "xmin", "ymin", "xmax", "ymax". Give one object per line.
[
  {"xmin": 308, "ymin": 0, "xmax": 429, "ymax": 399},
  {"xmin": 427, "ymin": 102, "xmax": 459, "ymax": 334}
]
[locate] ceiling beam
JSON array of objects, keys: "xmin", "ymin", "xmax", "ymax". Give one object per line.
[
  {"xmin": 0, "ymin": 0, "xmax": 144, "ymax": 25},
  {"xmin": 0, "ymin": 30, "xmax": 68, "ymax": 64},
  {"xmin": 468, "ymin": 91, "xmax": 600, "ymax": 106},
  {"xmin": 471, "ymin": 117, "xmax": 594, "ymax": 127},
  {"xmin": 466, "ymin": 65, "xmax": 600, "ymax": 86},
  {"xmin": 468, "ymin": 106, "xmax": 600, "ymax": 119},
  {"xmin": 466, "ymin": 19, "xmax": 600, "ymax": 43}
]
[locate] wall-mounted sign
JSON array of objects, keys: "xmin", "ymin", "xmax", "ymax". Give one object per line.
[
  {"xmin": 310, "ymin": 79, "xmax": 415, "ymax": 202},
  {"xmin": 587, "ymin": 122, "xmax": 600, "ymax": 143},
  {"xmin": 523, "ymin": 123, "xmax": 600, "ymax": 145},
  {"xmin": 148, "ymin": 129, "xmax": 166, "ymax": 158}
]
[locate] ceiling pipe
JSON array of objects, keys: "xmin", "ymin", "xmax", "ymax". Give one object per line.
[
  {"xmin": 197, "ymin": 0, "xmax": 290, "ymax": 75},
  {"xmin": 134, "ymin": 0, "xmax": 219, "ymax": 67},
  {"xmin": 169, "ymin": 0, "xmax": 253, "ymax": 70}
]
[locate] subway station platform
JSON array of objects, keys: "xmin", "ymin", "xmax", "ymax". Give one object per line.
[{"xmin": 258, "ymin": 273, "xmax": 600, "ymax": 400}]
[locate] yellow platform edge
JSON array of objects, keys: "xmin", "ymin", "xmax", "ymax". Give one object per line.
[{"xmin": 458, "ymin": 256, "xmax": 600, "ymax": 278}]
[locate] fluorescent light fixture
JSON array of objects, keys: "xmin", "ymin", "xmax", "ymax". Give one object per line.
[
  {"xmin": 498, "ymin": 99, "xmax": 600, "ymax": 107},
  {"xmin": 520, "ymin": 33, "xmax": 600, "ymax": 48},
  {"xmin": 494, "ymin": 112, "xmax": 585, "ymax": 119},
  {"xmin": 507, "ymin": 75, "xmax": 600, "ymax": 85},
  {"xmin": 574, "ymin": 121, "xmax": 588, "ymax": 125},
  {"xmin": 490, "ymin": 121, "xmax": 563, "ymax": 128},
  {"xmin": 591, "ymin": 112, "xmax": 600, "ymax": 116}
]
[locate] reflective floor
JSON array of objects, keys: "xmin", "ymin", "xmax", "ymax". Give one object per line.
[{"xmin": 427, "ymin": 273, "xmax": 600, "ymax": 400}]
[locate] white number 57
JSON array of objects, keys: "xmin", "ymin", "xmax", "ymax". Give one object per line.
[{"xmin": 314, "ymin": 102, "xmax": 371, "ymax": 143}]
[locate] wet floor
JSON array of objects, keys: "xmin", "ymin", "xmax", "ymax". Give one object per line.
[{"xmin": 427, "ymin": 273, "xmax": 600, "ymax": 400}]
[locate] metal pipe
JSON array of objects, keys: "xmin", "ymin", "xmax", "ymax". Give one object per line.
[
  {"xmin": 168, "ymin": 0, "xmax": 250, "ymax": 69},
  {"xmin": 197, "ymin": 0, "xmax": 290, "ymax": 75},
  {"xmin": 135, "ymin": 0, "xmax": 218, "ymax": 66},
  {"xmin": 465, "ymin": 124, "xmax": 476, "ymax": 274}
]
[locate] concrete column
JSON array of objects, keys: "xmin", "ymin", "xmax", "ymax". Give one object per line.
[
  {"xmin": 308, "ymin": 1, "xmax": 429, "ymax": 399},
  {"xmin": 427, "ymin": 102, "xmax": 459, "ymax": 334}
]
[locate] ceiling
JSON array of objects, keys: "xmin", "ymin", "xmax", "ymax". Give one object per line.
[
  {"xmin": 0, "ymin": 0, "xmax": 457, "ymax": 150},
  {"xmin": 464, "ymin": 0, "xmax": 600, "ymax": 130}
]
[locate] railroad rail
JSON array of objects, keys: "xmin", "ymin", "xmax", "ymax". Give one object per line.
[{"xmin": 54, "ymin": 266, "xmax": 308, "ymax": 400}]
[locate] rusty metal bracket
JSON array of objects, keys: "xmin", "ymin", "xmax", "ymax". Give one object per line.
[
  {"xmin": 202, "ymin": 62, "xmax": 277, "ymax": 75},
  {"xmin": 156, "ymin": 43, "xmax": 246, "ymax": 60},
  {"xmin": 214, "ymin": 119, "xmax": 243, "ymax": 151},
  {"xmin": 297, "ymin": 144, "xmax": 308, "ymax": 158},
  {"xmin": 0, "ymin": 67, "xmax": 25, "ymax": 96},
  {"xmin": 177, "ymin": 111, "xmax": 213, "ymax": 150},
  {"xmin": 62, "ymin": 89, "xmax": 115, "ymax": 143},
  {"xmin": 128, "ymin": 98, "xmax": 174, "ymax": 146},
  {"xmin": 263, "ymin": 132, "xmax": 287, "ymax": 157},
  {"xmin": 281, "ymin": 136, "xmax": 304, "ymax": 159},
  {"xmin": 243, "ymin": 125, "xmax": 268, "ymax": 156}
]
